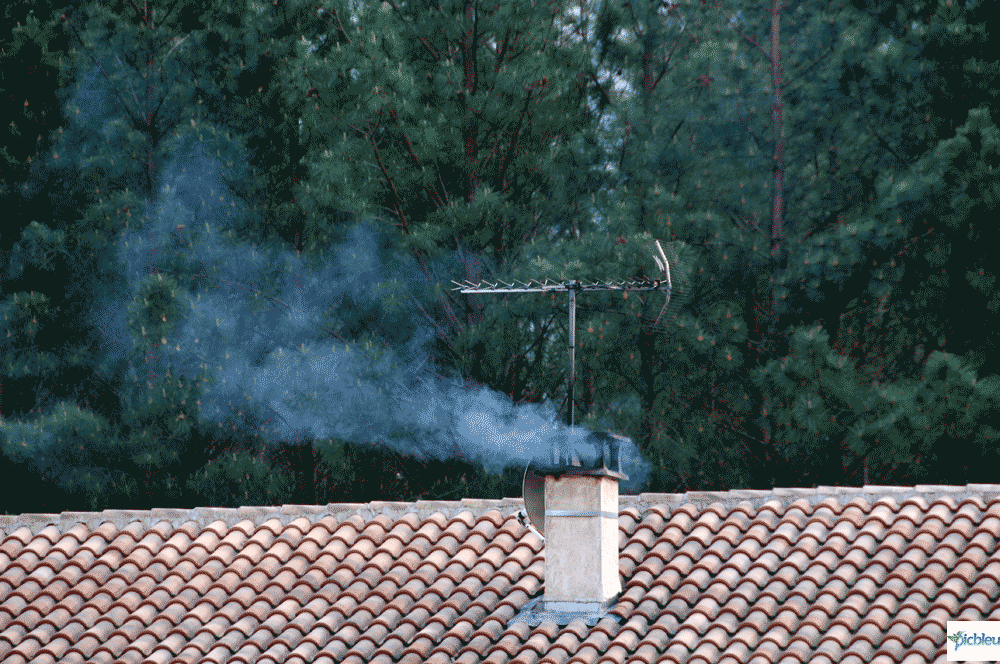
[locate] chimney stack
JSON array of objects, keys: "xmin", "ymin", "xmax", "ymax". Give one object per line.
[{"xmin": 535, "ymin": 432, "xmax": 627, "ymax": 614}]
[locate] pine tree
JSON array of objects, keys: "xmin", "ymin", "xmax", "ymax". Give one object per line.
[
  {"xmin": 6, "ymin": 0, "xmax": 996, "ymax": 506},
  {"xmin": 523, "ymin": 0, "xmax": 1000, "ymax": 489},
  {"xmin": 829, "ymin": 0, "xmax": 1000, "ymax": 380},
  {"xmin": 6, "ymin": 0, "xmax": 634, "ymax": 507},
  {"xmin": 739, "ymin": 0, "xmax": 1000, "ymax": 485},
  {"xmin": 489, "ymin": 0, "xmax": 777, "ymax": 488},
  {"xmin": 0, "ymin": 0, "xmax": 316, "ymax": 510},
  {"xmin": 1, "ymin": 1, "xmax": 80, "ymax": 437},
  {"xmin": 278, "ymin": 0, "xmax": 632, "ymax": 414}
]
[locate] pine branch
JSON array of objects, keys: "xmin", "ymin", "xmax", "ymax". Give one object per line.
[
  {"xmin": 586, "ymin": 338, "xmax": 647, "ymax": 397},
  {"xmin": 712, "ymin": 195, "xmax": 765, "ymax": 237},
  {"xmin": 495, "ymin": 26, "xmax": 511, "ymax": 74},
  {"xmin": 368, "ymin": 137, "xmax": 409, "ymax": 233},
  {"xmin": 783, "ymin": 42, "xmax": 836, "ymax": 88},
  {"xmin": 589, "ymin": 71, "xmax": 614, "ymax": 109},
  {"xmin": 662, "ymin": 1, "xmax": 701, "ymax": 47},
  {"xmin": 869, "ymin": 124, "xmax": 909, "ymax": 168},
  {"xmin": 653, "ymin": 34, "xmax": 685, "ymax": 88},
  {"xmin": 63, "ymin": 21, "xmax": 144, "ymax": 131},
  {"xmin": 407, "ymin": 290, "xmax": 459, "ymax": 357},
  {"xmin": 735, "ymin": 26, "xmax": 772, "ymax": 63},
  {"xmin": 519, "ymin": 314, "xmax": 559, "ymax": 393},
  {"xmin": 387, "ymin": 106, "xmax": 425, "ymax": 174},
  {"xmin": 438, "ymin": 172, "xmax": 451, "ymax": 207},
  {"xmin": 332, "ymin": 8, "xmax": 353, "ymax": 45},
  {"xmin": 114, "ymin": 53, "xmax": 143, "ymax": 109},
  {"xmin": 155, "ymin": 34, "xmax": 190, "ymax": 78},
  {"xmin": 495, "ymin": 90, "xmax": 533, "ymax": 194}
]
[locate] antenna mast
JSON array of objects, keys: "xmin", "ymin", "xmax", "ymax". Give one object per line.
[{"xmin": 453, "ymin": 241, "xmax": 673, "ymax": 428}]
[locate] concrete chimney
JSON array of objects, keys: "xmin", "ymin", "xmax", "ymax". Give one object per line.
[
  {"xmin": 543, "ymin": 472, "xmax": 621, "ymax": 611},
  {"xmin": 537, "ymin": 432, "xmax": 627, "ymax": 614}
]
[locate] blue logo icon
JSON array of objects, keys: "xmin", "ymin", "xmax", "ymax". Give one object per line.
[{"xmin": 948, "ymin": 631, "xmax": 1000, "ymax": 651}]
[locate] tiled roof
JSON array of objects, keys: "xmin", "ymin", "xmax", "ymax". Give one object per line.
[{"xmin": 3, "ymin": 484, "xmax": 1000, "ymax": 664}]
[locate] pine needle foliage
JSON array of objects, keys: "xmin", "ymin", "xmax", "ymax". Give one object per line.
[
  {"xmin": 1, "ymin": 0, "xmax": 314, "ymax": 510},
  {"xmin": 2, "ymin": 0, "xmax": 999, "ymax": 508},
  {"xmin": 510, "ymin": 0, "xmax": 1000, "ymax": 490}
]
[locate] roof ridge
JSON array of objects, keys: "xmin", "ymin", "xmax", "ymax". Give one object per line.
[
  {"xmin": 0, "ymin": 498, "xmax": 528, "ymax": 536},
  {"xmin": 3, "ymin": 484, "xmax": 1000, "ymax": 536},
  {"xmin": 637, "ymin": 482, "xmax": 1000, "ymax": 513}
]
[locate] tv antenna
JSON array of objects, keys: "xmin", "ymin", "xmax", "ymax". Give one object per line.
[{"xmin": 452, "ymin": 240, "xmax": 673, "ymax": 429}]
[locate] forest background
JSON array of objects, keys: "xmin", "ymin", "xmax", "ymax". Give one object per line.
[{"xmin": 1, "ymin": 0, "xmax": 998, "ymax": 513}]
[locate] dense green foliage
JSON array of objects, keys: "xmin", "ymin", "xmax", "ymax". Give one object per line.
[
  {"xmin": 540, "ymin": 0, "xmax": 1000, "ymax": 489},
  {"xmin": 1, "ymin": 0, "xmax": 307, "ymax": 512},
  {"xmin": 1, "ymin": 0, "xmax": 998, "ymax": 512}
]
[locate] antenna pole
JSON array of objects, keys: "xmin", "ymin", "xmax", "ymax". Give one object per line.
[
  {"xmin": 453, "ymin": 241, "xmax": 672, "ymax": 430},
  {"xmin": 568, "ymin": 284, "xmax": 576, "ymax": 427}
]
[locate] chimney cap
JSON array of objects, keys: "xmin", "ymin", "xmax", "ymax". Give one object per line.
[{"xmin": 530, "ymin": 431, "xmax": 629, "ymax": 479}]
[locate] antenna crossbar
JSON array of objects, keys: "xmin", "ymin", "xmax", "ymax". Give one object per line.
[
  {"xmin": 450, "ymin": 279, "xmax": 664, "ymax": 294},
  {"xmin": 452, "ymin": 241, "xmax": 674, "ymax": 429}
]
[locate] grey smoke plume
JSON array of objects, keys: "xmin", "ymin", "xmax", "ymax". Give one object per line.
[
  {"xmin": 81, "ymin": 135, "xmax": 650, "ymax": 491},
  {"xmin": 7, "ymin": 51, "xmax": 651, "ymax": 494}
]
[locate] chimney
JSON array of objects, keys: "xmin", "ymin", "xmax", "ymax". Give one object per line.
[{"xmin": 532, "ymin": 432, "xmax": 627, "ymax": 615}]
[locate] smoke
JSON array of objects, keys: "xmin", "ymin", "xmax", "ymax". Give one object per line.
[
  {"xmin": 0, "ymin": 34, "xmax": 653, "ymax": 495},
  {"xmin": 79, "ymin": 132, "xmax": 650, "ymax": 492}
]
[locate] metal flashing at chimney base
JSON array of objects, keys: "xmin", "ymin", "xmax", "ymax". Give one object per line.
[{"xmin": 509, "ymin": 596, "xmax": 625, "ymax": 627}]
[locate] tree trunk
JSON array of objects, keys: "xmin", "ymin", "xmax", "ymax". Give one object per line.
[
  {"xmin": 632, "ymin": 5, "xmax": 664, "ymax": 456},
  {"xmin": 462, "ymin": 0, "xmax": 479, "ymax": 204},
  {"xmin": 748, "ymin": 0, "xmax": 787, "ymax": 485},
  {"xmin": 769, "ymin": 0, "xmax": 785, "ymax": 269},
  {"xmin": 586, "ymin": 359, "xmax": 596, "ymax": 420},
  {"xmin": 145, "ymin": 1, "xmax": 155, "ymax": 199}
]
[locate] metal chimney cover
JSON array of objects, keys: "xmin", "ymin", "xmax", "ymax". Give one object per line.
[
  {"xmin": 529, "ymin": 431, "xmax": 629, "ymax": 479},
  {"xmin": 520, "ymin": 431, "xmax": 631, "ymax": 536}
]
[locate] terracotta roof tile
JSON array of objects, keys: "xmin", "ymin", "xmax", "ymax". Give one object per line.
[{"xmin": 5, "ymin": 486, "xmax": 1000, "ymax": 662}]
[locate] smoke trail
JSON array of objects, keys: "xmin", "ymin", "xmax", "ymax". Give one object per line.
[{"xmin": 64, "ymin": 86, "xmax": 651, "ymax": 494}]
